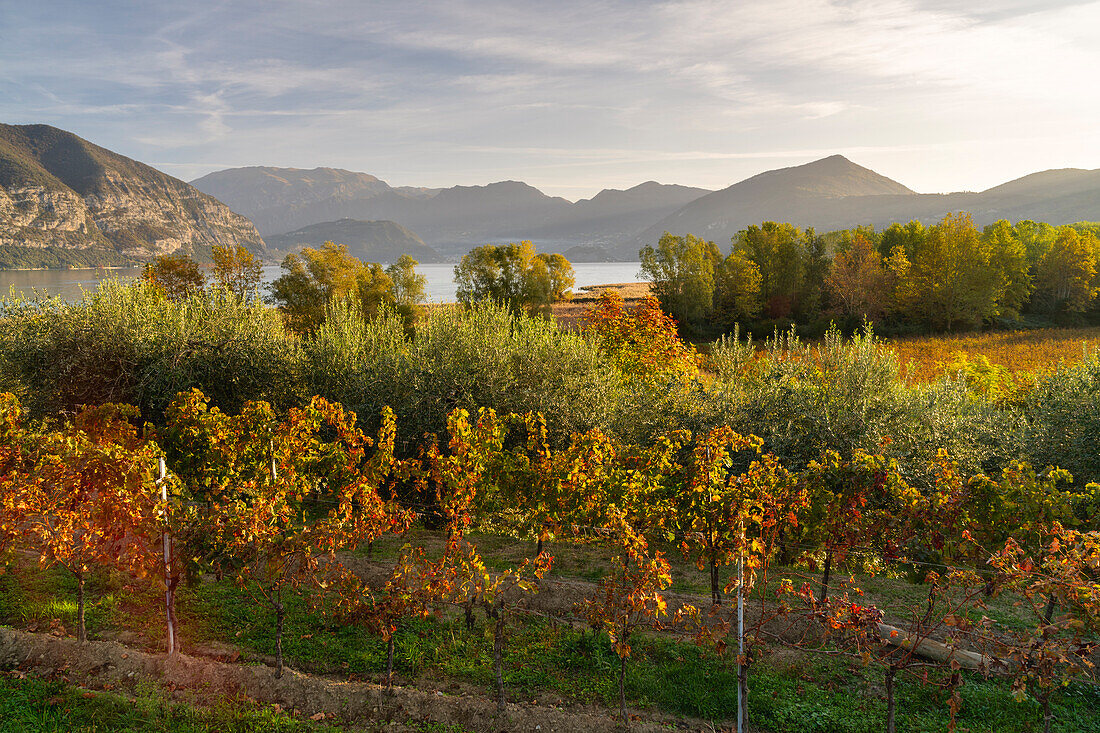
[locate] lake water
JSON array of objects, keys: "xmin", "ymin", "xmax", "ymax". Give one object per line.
[{"xmin": 0, "ymin": 262, "xmax": 644, "ymax": 303}]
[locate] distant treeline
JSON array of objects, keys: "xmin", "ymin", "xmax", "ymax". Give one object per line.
[
  {"xmin": 642, "ymin": 214, "xmax": 1100, "ymax": 335},
  {"xmin": 0, "ymin": 244, "xmax": 136, "ymax": 270}
]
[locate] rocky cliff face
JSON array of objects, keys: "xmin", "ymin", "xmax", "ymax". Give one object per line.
[
  {"xmin": 0, "ymin": 185, "xmax": 101, "ymax": 248},
  {"xmin": 0, "ymin": 123, "xmax": 265, "ymax": 264},
  {"xmin": 79, "ymin": 168, "xmax": 264, "ymax": 256}
]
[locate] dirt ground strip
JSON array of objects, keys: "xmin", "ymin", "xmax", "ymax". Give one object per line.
[{"xmin": 0, "ymin": 626, "xmax": 704, "ymax": 732}]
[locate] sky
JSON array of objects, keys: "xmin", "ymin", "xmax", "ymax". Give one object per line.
[{"xmin": 2, "ymin": 0, "xmax": 1100, "ymax": 200}]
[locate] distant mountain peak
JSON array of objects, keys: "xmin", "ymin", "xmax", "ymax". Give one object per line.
[{"xmin": 735, "ymin": 154, "xmax": 915, "ymax": 197}]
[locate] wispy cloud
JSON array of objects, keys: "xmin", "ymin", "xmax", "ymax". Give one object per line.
[{"xmin": 2, "ymin": 0, "xmax": 1099, "ymax": 198}]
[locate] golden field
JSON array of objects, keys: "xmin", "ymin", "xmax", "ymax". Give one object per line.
[
  {"xmin": 551, "ymin": 282, "xmax": 1100, "ymax": 383},
  {"xmin": 886, "ymin": 327, "xmax": 1100, "ymax": 382}
]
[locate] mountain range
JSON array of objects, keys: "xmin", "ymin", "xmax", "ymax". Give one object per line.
[
  {"xmin": 3, "ymin": 121, "xmax": 1098, "ymax": 268},
  {"xmin": 627, "ymin": 156, "xmax": 1100, "ymax": 257},
  {"xmin": 190, "ymin": 166, "xmax": 712, "ymax": 259},
  {"xmin": 0, "ymin": 123, "xmax": 263, "ymax": 264},
  {"xmin": 194, "ymin": 157, "xmax": 1100, "ymax": 261}
]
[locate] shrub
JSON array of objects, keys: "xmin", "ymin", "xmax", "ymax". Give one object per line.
[
  {"xmin": 0, "ymin": 280, "xmax": 299, "ymax": 420},
  {"xmin": 708, "ymin": 325, "xmax": 905, "ymax": 465},
  {"xmin": 1021, "ymin": 349, "xmax": 1100, "ymax": 485},
  {"xmin": 299, "ymin": 300, "xmax": 621, "ymax": 447},
  {"xmin": 706, "ymin": 325, "xmax": 1024, "ymax": 484}
]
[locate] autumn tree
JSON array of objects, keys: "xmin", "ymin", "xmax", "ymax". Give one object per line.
[
  {"xmin": 444, "ymin": 537, "xmax": 552, "ymax": 709},
  {"xmin": 559, "ymin": 424, "xmax": 689, "ymax": 720},
  {"xmin": 963, "ymin": 462, "xmax": 1099, "ymax": 626},
  {"xmin": 794, "ymin": 450, "xmax": 915, "ymax": 603},
  {"xmin": 179, "ymin": 391, "xmax": 408, "ymax": 676},
  {"xmin": 676, "ymin": 426, "xmax": 763, "ymax": 605},
  {"xmin": 142, "ymin": 252, "xmax": 205, "ymax": 300},
  {"xmin": 826, "ymin": 233, "xmax": 896, "ymax": 322},
  {"xmin": 23, "ymin": 404, "xmax": 162, "ymax": 643},
  {"xmin": 420, "ymin": 407, "xmax": 505, "ymax": 542},
  {"xmin": 677, "ymin": 448, "xmax": 810, "ymax": 731},
  {"xmin": 575, "ymin": 509, "xmax": 673, "ymax": 721},
  {"xmin": 584, "ymin": 290, "xmax": 700, "ymax": 388},
  {"xmin": 332, "ymin": 544, "xmax": 450, "ymax": 688},
  {"xmin": 990, "ymin": 526, "xmax": 1100, "ymax": 733},
  {"xmin": 478, "ymin": 411, "xmax": 560, "ymax": 558},
  {"xmin": 212, "ymin": 244, "xmax": 263, "ymax": 300},
  {"xmin": 795, "ymin": 562, "xmax": 995, "ymax": 733},
  {"xmin": 0, "ymin": 393, "xmax": 31, "ymax": 564}
]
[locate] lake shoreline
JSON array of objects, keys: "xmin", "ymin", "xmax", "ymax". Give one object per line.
[{"xmin": 1, "ymin": 262, "xmax": 644, "ymax": 304}]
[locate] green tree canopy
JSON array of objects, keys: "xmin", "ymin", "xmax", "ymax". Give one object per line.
[
  {"xmin": 1034, "ymin": 227, "xmax": 1099, "ymax": 316},
  {"xmin": 530, "ymin": 252, "xmax": 576, "ymax": 305},
  {"xmin": 894, "ymin": 212, "xmax": 1002, "ymax": 330},
  {"xmin": 639, "ymin": 232, "xmax": 720, "ymax": 327},
  {"xmin": 731, "ymin": 222, "xmax": 812, "ymax": 318},
  {"xmin": 712, "ymin": 251, "xmax": 762, "ymax": 328},
  {"xmin": 981, "ymin": 220, "xmax": 1032, "ymax": 319},
  {"xmin": 878, "ymin": 220, "xmax": 925, "ymax": 260},
  {"xmin": 453, "ymin": 241, "xmax": 574, "ymax": 313},
  {"xmin": 269, "ymin": 242, "xmax": 395, "ymax": 333},
  {"xmin": 1013, "ymin": 219, "xmax": 1059, "ymax": 266},
  {"xmin": 386, "ymin": 254, "xmax": 428, "ymax": 309}
]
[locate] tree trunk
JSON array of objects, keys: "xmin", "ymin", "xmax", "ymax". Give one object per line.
[
  {"xmin": 535, "ymin": 534, "xmax": 543, "ymax": 559},
  {"xmin": 76, "ymin": 571, "xmax": 87, "ymax": 643},
  {"xmin": 464, "ymin": 602, "xmax": 475, "ymax": 631},
  {"xmin": 738, "ymin": 660, "xmax": 749, "ymax": 731},
  {"xmin": 367, "ymin": 540, "xmax": 374, "ymax": 561},
  {"xmin": 618, "ymin": 652, "xmax": 627, "ymax": 722},
  {"xmin": 885, "ymin": 666, "xmax": 896, "ymax": 733},
  {"xmin": 386, "ymin": 635, "xmax": 396, "ymax": 690},
  {"xmin": 166, "ymin": 575, "xmax": 179, "ymax": 655},
  {"xmin": 1043, "ymin": 593, "xmax": 1056, "ymax": 624},
  {"xmin": 710, "ymin": 556, "xmax": 721, "ymax": 607},
  {"xmin": 947, "ymin": 671, "xmax": 962, "ymax": 733},
  {"xmin": 818, "ymin": 547, "xmax": 833, "ymax": 605},
  {"xmin": 274, "ymin": 600, "xmax": 285, "ymax": 678},
  {"xmin": 493, "ymin": 610, "xmax": 506, "ymax": 710},
  {"xmin": 1042, "ymin": 692, "xmax": 1053, "ymax": 733}
]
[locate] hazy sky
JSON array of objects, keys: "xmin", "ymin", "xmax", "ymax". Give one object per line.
[{"xmin": 3, "ymin": 0, "xmax": 1099, "ymax": 200}]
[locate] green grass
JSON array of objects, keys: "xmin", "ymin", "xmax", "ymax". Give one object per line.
[
  {"xmin": 0, "ymin": 675, "xmax": 348, "ymax": 732},
  {"xmin": 3, "ymin": 556, "xmax": 1099, "ymax": 732},
  {"xmin": 357, "ymin": 529, "xmax": 1044, "ymax": 632}
]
